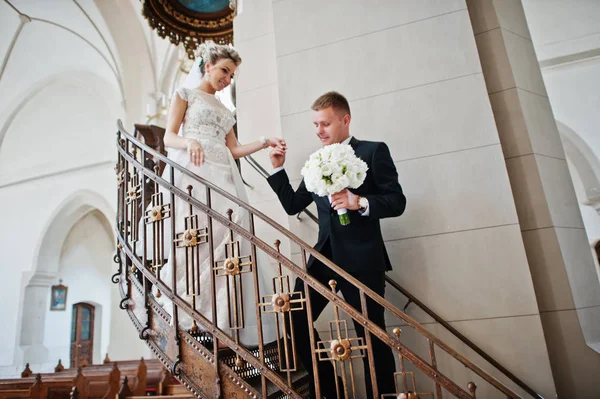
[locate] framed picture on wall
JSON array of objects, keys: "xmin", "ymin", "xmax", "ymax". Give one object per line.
[{"xmin": 50, "ymin": 281, "xmax": 68, "ymax": 311}]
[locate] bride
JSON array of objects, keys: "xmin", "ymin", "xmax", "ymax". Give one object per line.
[{"xmin": 151, "ymin": 41, "xmax": 284, "ymax": 347}]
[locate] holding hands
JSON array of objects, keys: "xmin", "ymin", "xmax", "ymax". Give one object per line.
[
  {"xmin": 188, "ymin": 136, "xmax": 286, "ymax": 168},
  {"xmin": 266, "ymin": 136, "xmax": 287, "ymax": 151},
  {"xmin": 269, "ymin": 137, "xmax": 287, "ymax": 169}
]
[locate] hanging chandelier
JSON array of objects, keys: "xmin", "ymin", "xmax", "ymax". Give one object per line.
[{"xmin": 142, "ymin": 0, "xmax": 238, "ymax": 59}]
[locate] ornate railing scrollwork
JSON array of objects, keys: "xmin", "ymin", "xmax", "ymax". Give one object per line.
[{"xmin": 119, "ymin": 296, "xmax": 130, "ymax": 310}]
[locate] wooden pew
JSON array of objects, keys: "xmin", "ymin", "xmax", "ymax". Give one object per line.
[
  {"xmin": 157, "ymin": 367, "xmax": 176, "ymax": 396},
  {"xmin": 3, "ymin": 365, "xmax": 120, "ymax": 399},
  {"xmin": 50, "ymin": 363, "xmax": 120, "ymax": 399},
  {"xmin": 93, "ymin": 359, "xmax": 146, "ymax": 396},
  {"xmin": 10, "ymin": 357, "xmax": 164, "ymax": 398},
  {"xmin": 0, "ymin": 373, "xmax": 72, "ymax": 399},
  {"xmin": 101, "ymin": 358, "xmax": 164, "ymax": 396},
  {"xmin": 48, "ymin": 357, "xmax": 161, "ymax": 397},
  {"xmin": 0, "ymin": 374, "xmax": 47, "ymax": 399}
]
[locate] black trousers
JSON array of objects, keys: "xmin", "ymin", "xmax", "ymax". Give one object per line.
[{"xmin": 289, "ymin": 246, "xmax": 396, "ymax": 398}]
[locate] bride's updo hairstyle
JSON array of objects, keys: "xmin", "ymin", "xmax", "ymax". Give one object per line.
[{"xmin": 195, "ymin": 40, "xmax": 242, "ymax": 74}]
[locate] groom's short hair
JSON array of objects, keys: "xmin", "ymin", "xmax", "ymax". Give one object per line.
[{"xmin": 312, "ymin": 91, "xmax": 351, "ymax": 117}]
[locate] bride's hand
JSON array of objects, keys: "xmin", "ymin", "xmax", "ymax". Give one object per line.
[
  {"xmin": 267, "ymin": 137, "xmax": 286, "ymax": 151},
  {"xmin": 186, "ymin": 140, "xmax": 205, "ymax": 167}
]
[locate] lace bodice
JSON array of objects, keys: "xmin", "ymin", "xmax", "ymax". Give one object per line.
[{"xmin": 176, "ymin": 87, "xmax": 236, "ymax": 164}]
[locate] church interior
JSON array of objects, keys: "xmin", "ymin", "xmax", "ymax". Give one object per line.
[{"xmin": 1, "ymin": 0, "xmax": 599, "ymax": 398}]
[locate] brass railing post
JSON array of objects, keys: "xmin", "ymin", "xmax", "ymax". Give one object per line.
[{"xmin": 248, "ymin": 213, "xmax": 267, "ymax": 397}]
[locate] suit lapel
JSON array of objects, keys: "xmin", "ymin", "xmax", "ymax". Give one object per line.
[{"xmin": 315, "ymin": 193, "xmax": 330, "ymax": 210}]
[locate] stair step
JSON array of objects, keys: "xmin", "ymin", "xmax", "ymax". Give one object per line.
[
  {"xmin": 189, "ymin": 331, "xmax": 282, "ymax": 379},
  {"xmin": 250, "ymin": 369, "xmax": 311, "ymax": 399},
  {"xmin": 187, "ymin": 332, "xmax": 311, "ymax": 397}
]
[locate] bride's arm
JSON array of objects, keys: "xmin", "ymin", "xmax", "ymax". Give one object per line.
[
  {"xmin": 163, "ymin": 94, "xmax": 205, "ymax": 166},
  {"xmin": 225, "ymin": 130, "xmax": 286, "ymax": 160}
]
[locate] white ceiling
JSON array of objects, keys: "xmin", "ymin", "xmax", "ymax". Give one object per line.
[{"xmin": 522, "ymin": 0, "xmax": 600, "ymax": 61}]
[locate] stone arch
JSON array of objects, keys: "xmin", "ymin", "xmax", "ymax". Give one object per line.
[
  {"xmin": 557, "ymin": 120, "xmax": 600, "ymax": 212},
  {"xmin": 17, "ymin": 190, "xmax": 114, "ymax": 367}
]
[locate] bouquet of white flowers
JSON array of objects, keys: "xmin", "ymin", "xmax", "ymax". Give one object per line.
[{"xmin": 300, "ymin": 143, "xmax": 368, "ymax": 225}]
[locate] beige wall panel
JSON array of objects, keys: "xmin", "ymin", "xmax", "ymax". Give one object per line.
[
  {"xmin": 383, "ymin": 145, "xmax": 519, "ymax": 241},
  {"xmin": 279, "ymin": 73, "xmax": 499, "ymax": 171},
  {"xmin": 234, "ymin": 0, "xmax": 274, "ymax": 42},
  {"xmin": 505, "ymin": 154, "xmax": 553, "ymax": 230},
  {"xmin": 540, "ymin": 308, "xmax": 600, "ymax": 399},
  {"xmin": 277, "ymin": 11, "xmax": 481, "ymax": 116},
  {"xmin": 521, "ymin": 227, "xmax": 577, "ymax": 312},
  {"xmin": 385, "ymin": 224, "xmax": 538, "ymax": 321},
  {"xmin": 237, "ymin": 84, "xmax": 282, "ymax": 140},
  {"xmin": 273, "ymin": 0, "xmax": 465, "ymax": 56},
  {"xmin": 536, "ymin": 155, "xmax": 585, "ymax": 229},
  {"xmin": 517, "ymin": 88, "xmax": 564, "ymax": 159},
  {"xmin": 235, "ymin": 33, "xmax": 279, "ymax": 94},
  {"xmin": 475, "ymin": 28, "xmax": 515, "ymax": 93},
  {"xmin": 502, "ymin": 29, "xmax": 548, "ymax": 97},
  {"xmin": 489, "ymin": 88, "xmax": 533, "ymax": 158}
]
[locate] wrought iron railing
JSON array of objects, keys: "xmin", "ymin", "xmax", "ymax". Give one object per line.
[{"xmin": 115, "ymin": 119, "xmax": 527, "ymax": 399}]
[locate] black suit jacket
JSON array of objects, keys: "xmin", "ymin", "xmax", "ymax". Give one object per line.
[{"xmin": 267, "ymin": 137, "xmax": 406, "ymax": 274}]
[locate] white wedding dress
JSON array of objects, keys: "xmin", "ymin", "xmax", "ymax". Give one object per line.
[{"xmin": 148, "ymin": 87, "xmax": 277, "ymax": 346}]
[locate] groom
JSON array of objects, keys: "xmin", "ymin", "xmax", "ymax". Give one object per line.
[{"xmin": 268, "ymin": 91, "xmax": 406, "ymax": 398}]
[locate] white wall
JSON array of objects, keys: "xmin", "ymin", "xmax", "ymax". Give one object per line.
[
  {"xmin": 42, "ymin": 211, "xmax": 114, "ymax": 368},
  {"xmin": 0, "ymin": 167, "xmax": 112, "ymax": 373},
  {"xmin": 0, "ymin": 0, "xmax": 173, "ymax": 376}
]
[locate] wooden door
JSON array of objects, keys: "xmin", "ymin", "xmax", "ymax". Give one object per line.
[{"xmin": 70, "ymin": 303, "xmax": 94, "ymax": 367}]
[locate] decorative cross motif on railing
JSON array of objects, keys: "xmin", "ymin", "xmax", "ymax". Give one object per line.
[
  {"xmin": 381, "ymin": 328, "xmax": 434, "ymax": 399},
  {"xmin": 115, "ymin": 165, "xmax": 124, "ymax": 187},
  {"xmin": 316, "ymin": 280, "xmax": 368, "ymax": 399},
  {"xmin": 173, "ymin": 186, "xmax": 208, "ymax": 310},
  {"xmin": 115, "ymin": 153, "xmax": 126, "ymax": 241},
  {"xmin": 258, "ymin": 240, "xmax": 306, "ymax": 384},
  {"xmin": 126, "ymin": 174, "xmax": 142, "ymax": 243},
  {"xmin": 213, "ymin": 208, "xmax": 253, "ymax": 367},
  {"xmin": 213, "ymin": 209, "xmax": 254, "ymax": 330},
  {"xmin": 144, "ymin": 167, "xmax": 172, "ymax": 297}
]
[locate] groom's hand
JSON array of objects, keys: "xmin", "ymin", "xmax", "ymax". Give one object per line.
[
  {"xmin": 331, "ymin": 189, "xmax": 360, "ymax": 211},
  {"xmin": 269, "ymin": 146, "xmax": 286, "ymax": 169}
]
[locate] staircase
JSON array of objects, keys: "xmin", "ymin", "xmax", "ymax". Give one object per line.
[{"xmin": 114, "ymin": 120, "xmax": 542, "ymax": 399}]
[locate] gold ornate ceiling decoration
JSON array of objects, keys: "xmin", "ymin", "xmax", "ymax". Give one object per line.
[{"xmin": 142, "ymin": 0, "xmax": 237, "ymax": 59}]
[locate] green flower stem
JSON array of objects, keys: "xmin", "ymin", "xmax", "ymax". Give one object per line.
[{"xmin": 339, "ymin": 212, "xmax": 350, "ymax": 226}]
